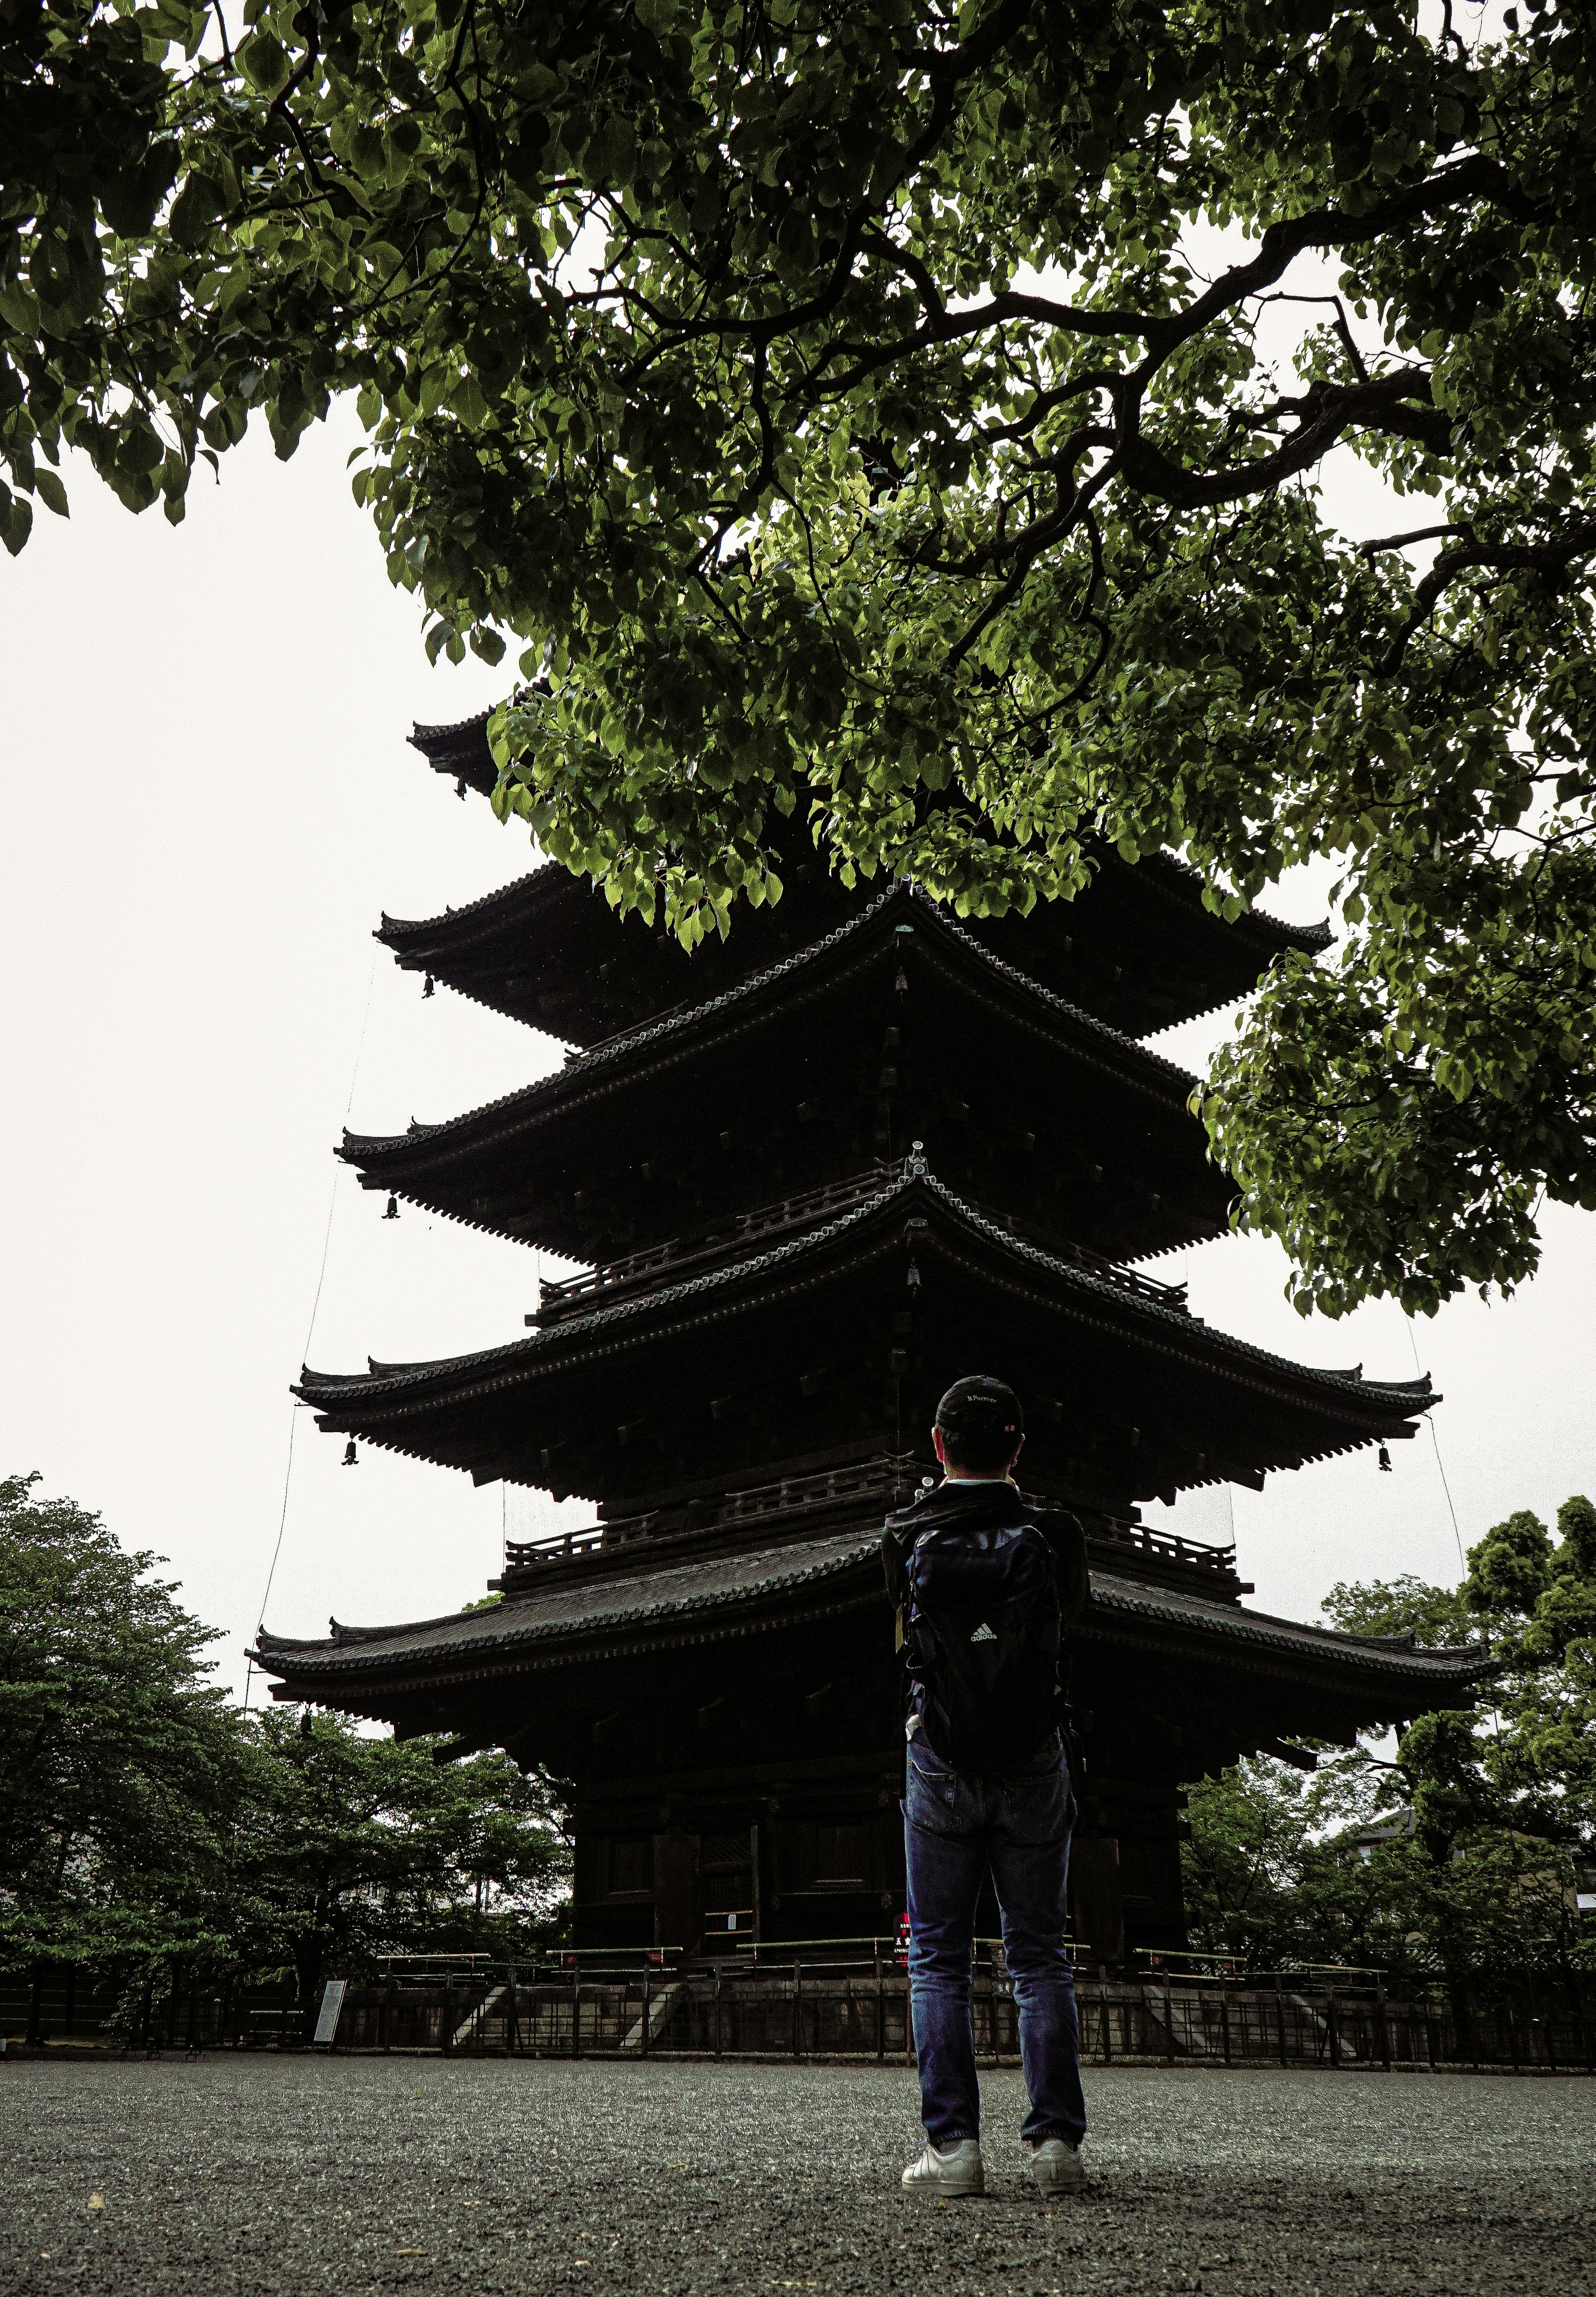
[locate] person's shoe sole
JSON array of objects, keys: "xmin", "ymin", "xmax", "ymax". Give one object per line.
[{"xmin": 1027, "ymin": 2148, "xmax": 1086, "ymax": 2194}]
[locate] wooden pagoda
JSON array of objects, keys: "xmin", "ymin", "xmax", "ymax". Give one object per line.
[{"xmin": 254, "ymin": 715, "xmax": 1490, "ymax": 1961}]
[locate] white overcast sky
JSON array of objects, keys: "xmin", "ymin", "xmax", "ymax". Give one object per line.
[{"xmin": 7, "ymin": 12, "xmax": 1588, "ymax": 1703}]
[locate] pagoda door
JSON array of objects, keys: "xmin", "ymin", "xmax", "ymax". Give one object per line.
[
  {"xmin": 653, "ymin": 1829, "xmax": 702, "ymax": 1954},
  {"xmin": 1069, "ymin": 1837, "xmax": 1125, "ymax": 1965}
]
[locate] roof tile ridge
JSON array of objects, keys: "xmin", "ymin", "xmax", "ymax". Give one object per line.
[
  {"xmin": 906, "ymin": 887, "xmax": 1199, "ymax": 1094},
  {"xmin": 410, "ymin": 710, "xmax": 494, "ymax": 742},
  {"xmin": 259, "ymin": 1528, "xmax": 884, "ymax": 1659},
  {"xmin": 296, "ymin": 1174, "xmax": 916, "ymax": 1401},
  {"xmin": 377, "ymin": 866, "xmax": 559, "ymax": 940},
  {"xmin": 1088, "ymin": 1572, "xmax": 1488, "ymax": 1666},
  {"xmin": 297, "ymin": 1167, "xmax": 1431, "ymax": 1416},
  {"xmin": 916, "ymin": 1174, "xmax": 1437, "ymax": 1406},
  {"xmin": 341, "ymin": 886, "xmax": 903, "ymax": 1162},
  {"xmin": 1128, "ymin": 847, "xmax": 1333, "ymax": 953}
]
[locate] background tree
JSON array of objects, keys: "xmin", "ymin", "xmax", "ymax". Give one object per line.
[
  {"xmin": 0, "ymin": 1471, "xmax": 241, "ymax": 1972},
  {"xmin": 0, "ymin": 1472, "xmax": 571, "ymax": 2017},
  {"xmin": 1184, "ymin": 1494, "xmax": 1596, "ymax": 1984},
  {"xmin": 7, "ymin": 2, "xmax": 1596, "ymax": 1312},
  {"xmin": 222, "ymin": 1709, "xmax": 571, "ymax": 2009}
]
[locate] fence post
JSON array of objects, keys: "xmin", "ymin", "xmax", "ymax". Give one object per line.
[
  {"xmin": 1219, "ymin": 1974, "xmax": 1232, "ymax": 2066},
  {"xmin": 571, "ymin": 1964, "xmax": 581, "ymax": 2059},
  {"xmin": 1274, "ymin": 1974, "xmax": 1288, "ymax": 2067},
  {"xmin": 874, "ymin": 1940, "xmax": 885, "ymax": 2063},
  {"xmin": 793, "ymin": 1961, "xmax": 802, "ymax": 2058},
  {"xmin": 1163, "ymin": 1972, "xmax": 1175, "ymax": 2065},
  {"xmin": 641, "ymin": 1967, "xmax": 651, "ymax": 2059},
  {"xmin": 1098, "ymin": 1968, "xmax": 1113, "ymax": 2065},
  {"xmin": 1325, "ymin": 1987, "xmax": 1339, "ymax": 2068},
  {"xmin": 714, "ymin": 1967, "xmax": 723, "ymax": 2061},
  {"xmin": 1375, "ymin": 1977, "xmax": 1391, "ymax": 2072}
]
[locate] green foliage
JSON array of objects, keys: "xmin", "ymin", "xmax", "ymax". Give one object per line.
[
  {"xmin": 1465, "ymin": 1507, "xmax": 1555, "ymax": 1618},
  {"xmin": 0, "ymin": 1471, "xmax": 241, "ymax": 1968},
  {"xmin": 7, "ymin": 6, "xmax": 1596, "ymax": 1305},
  {"xmin": 0, "ymin": 1472, "xmax": 571, "ymax": 1998},
  {"xmin": 1187, "ymin": 1495, "xmax": 1596, "ymax": 1980},
  {"xmin": 1318, "ymin": 1571, "xmax": 1470, "ymax": 1649},
  {"xmin": 219, "ymin": 1709, "xmax": 570, "ymax": 2005}
]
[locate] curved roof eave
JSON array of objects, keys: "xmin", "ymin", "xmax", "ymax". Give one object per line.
[
  {"xmin": 340, "ymin": 885, "xmax": 1205, "ymax": 1177},
  {"xmin": 295, "ymin": 1171, "xmax": 1437, "ymax": 1448},
  {"xmin": 251, "ymin": 1539, "xmax": 1490, "ymax": 1697}
]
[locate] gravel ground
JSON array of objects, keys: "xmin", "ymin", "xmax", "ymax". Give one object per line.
[{"xmin": 1, "ymin": 2056, "xmax": 1591, "ymax": 2296}]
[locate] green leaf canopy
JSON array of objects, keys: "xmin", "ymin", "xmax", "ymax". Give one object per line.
[{"xmin": 5, "ymin": 2, "xmax": 1596, "ymax": 1310}]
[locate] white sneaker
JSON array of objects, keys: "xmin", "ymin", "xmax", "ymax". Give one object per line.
[
  {"xmin": 1026, "ymin": 2138, "xmax": 1086, "ymax": 2194},
  {"xmin": 901, "ymin": 2138, "xmax": 985, "ymax": 2195}
]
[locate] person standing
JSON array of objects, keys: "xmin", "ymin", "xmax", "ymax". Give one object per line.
[{"xmin": 882, "ymin": 1376, "xmax": 1090, "ymax": 2197}]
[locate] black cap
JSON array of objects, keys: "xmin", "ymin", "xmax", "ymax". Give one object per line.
[{"xmin": 935, "ymin": 1375, "xmax": 1023, "ymax": 1443}]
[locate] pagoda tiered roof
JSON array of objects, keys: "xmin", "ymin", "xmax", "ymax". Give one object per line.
[
  {"xmin": 251, "ymin": 1533, "xmax": 1489, "ymax": 1742},
  {"xmin": 397, "ymin": 713, "xmax": 1331, "ymax": 1044},
  {"xmin": 344, "ymin": 885, "xmax": 1233, "ymax": 1268},
  {"xmin": 296, "ymin": 1169, "xmax": 1436, "ymax": 1516}
]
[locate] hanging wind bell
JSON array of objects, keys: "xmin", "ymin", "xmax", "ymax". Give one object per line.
[
  {"xmin": 906, "ymin": 1259, "xmax": 921, "ymax": 1292},
  {"xmin": 423, "ymin": 975, "xmax": 436, "ymax": 999},
  {"xmin": 384, "ymin": 1194, "xmax": 400, "ymax": 1220},
  {"xmin": 1378, "ymin": 1445, "xmax": 1392, "ymax": 1473},
  {"xmin": 342, "ymin": 1439, "xmax": 358, "ymax": 1467}
]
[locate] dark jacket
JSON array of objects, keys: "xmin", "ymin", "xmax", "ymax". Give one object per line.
[
  {"xmin": 879, "ymin": 1480, "xmax": 1090, "ymax": 1748},
  {"xmin": 879, "ymin": 1478, "xmax": 1090, "ymax": 1619}
]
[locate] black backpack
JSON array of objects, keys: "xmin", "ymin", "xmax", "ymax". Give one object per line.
[{"xmin": 897, "ymin": 1515, "xmax": 1065, "ymax": 1773}]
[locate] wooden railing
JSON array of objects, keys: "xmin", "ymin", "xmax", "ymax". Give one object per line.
[
  {"xmin": 533, "ymin": 1167, "xmax": 1188, "ymax": 1323},
  {"xmin": 534, "ymin": 1167, "xmax": 899, "ymax": 1320}
]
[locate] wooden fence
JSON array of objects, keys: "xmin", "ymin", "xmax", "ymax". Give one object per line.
[{"xmin": 4, "ymin": 1948, "xmax": 1592, "ymax": 2073}]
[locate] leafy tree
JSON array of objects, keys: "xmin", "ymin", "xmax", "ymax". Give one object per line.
[
  {"xmin": 1185, "ymin": 1498, "xmax": 1596, "ymax": 1984},
  {"xmin": 0, "ymin": 1472, "xmax": 241, "ymax": 1970},
  {"xmin": 7, "ymin": 4, "xmax": 1596, "ymax": 1313},
  {"xmin": 0, "ymin": 1472, "xmax": 572, "ymax": 2010},
  {"xmin": 221, "ymin": 1708, "xmax": 571, "ymax": 2007}
]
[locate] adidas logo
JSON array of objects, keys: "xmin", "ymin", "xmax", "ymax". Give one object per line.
[{"xmin": 969, "ymin": 1621, "xmax": 997, "ymax": 1643}]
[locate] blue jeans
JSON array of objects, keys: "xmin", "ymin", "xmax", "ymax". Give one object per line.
[{"xmin": 903, "ymin": 1731, "xmax": 1086, "ymax": 2149}]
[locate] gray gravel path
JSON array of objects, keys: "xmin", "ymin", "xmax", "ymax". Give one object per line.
[{"xmin": 2, "ymin": 2056, "xmax": 1591, "ymax": 2295}]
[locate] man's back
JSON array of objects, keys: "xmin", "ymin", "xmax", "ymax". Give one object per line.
[{"xmin": 889, "ymin": 1380, "xmax": 1091, "ymax": 2200}]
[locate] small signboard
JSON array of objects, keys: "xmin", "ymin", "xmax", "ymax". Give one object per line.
[{"xmin": 313, "ymin": 1979, "xmax": 348, "ymax": 2046}]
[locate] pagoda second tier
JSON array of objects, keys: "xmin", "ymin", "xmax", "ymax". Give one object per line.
[
  {"xmin": 343, "ymin": 885, "xmax": 1231, "ymax": 1268},
  {"xmin": 296, "ymin": 1168, "xmax": 1434, "ymax": 1518},
  {"xmin": 396, "ymin": 712, "xmax": 1330, "ymax": 1044}
]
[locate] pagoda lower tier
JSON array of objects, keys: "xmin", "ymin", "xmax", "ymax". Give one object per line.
[
  {"xmin": 295, "ymin": 1168, "xmax": 1436, "ymax": 1517},
  {"xmin": 399, "ymin": 712, "xmax": 1330, "ymax": 1044},
  {"xmin": 252, "ymin": 1517, "xmax": 1490, "ymax": 1961}
]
